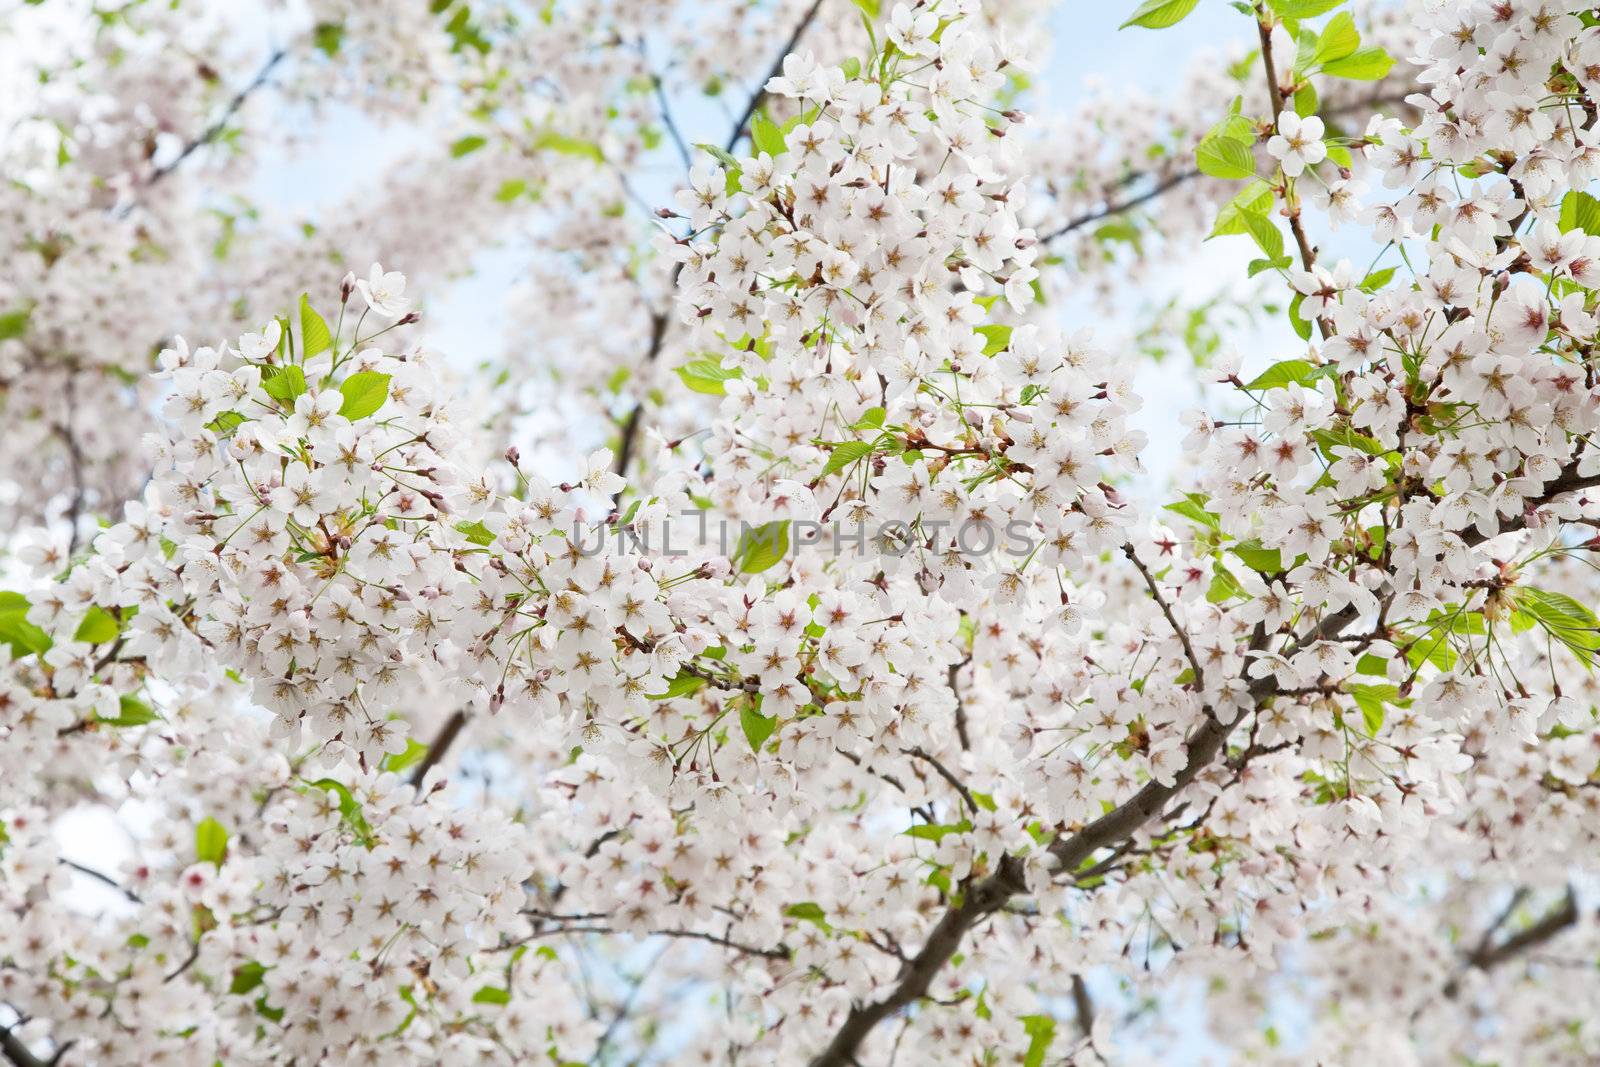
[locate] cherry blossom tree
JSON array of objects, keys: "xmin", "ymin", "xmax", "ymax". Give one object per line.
[{"xmin": 6, "ymin": 0, "xmax": 1600, "ymax": 1064}]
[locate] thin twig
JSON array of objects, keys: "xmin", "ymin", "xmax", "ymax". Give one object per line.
[
  {"xmin": 610, "ymin": 0, "xmax": 828, "ymax": 487},
  {"xmin": 903, "ymin": 746, "xmax": 978, "ymax": 816},
  {"xmin": 59, "ymin": 858, "xmax": 142, "ymax": 904},
  {"xmin": 147, "ymin": 49, "xmax": 288, "ymax": 186},
  {"xmin": 407, "ymin": 708, "xmax": 467, "ymax": 789},
  {"xmin": 1122, "ymin": 543, "xmax": 1206, "ymax": 693}
]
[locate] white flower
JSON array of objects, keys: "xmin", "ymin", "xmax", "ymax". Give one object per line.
[
  {"xmin": 1266, "ymin": 110, "xmax": 1327, "ymax": 177},
  {"xmin": 355, "ymin": 263, "xmax": 411, "ymax": 318}
]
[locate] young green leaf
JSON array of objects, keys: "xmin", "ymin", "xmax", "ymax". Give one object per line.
[
  {"xmin": 1196, "ymin": 135, "xmax": 1256, "ymax": 180},
  {"xmin": 740, "ymin": 701, "xmax": 777, "ymax": 752},
  {"xmin": 299, "ymin": 295, "xmax": 333, "ymax": 359},
  {"xmin": 195, "ymin": 816, "xmax": 229, "ymax": 866},
  {"xmin": 1321, "ymin": 45, "xmax": 1393, "ymax": 80},
  {"xmin": 736, "ymin": 521, "xmax": 790, "ymax": 573},
  {"xmin": 1209, "ymin": 179, "xmax": 1275, "ymax": 238},
  {"xmin": 338, "ymin": 371, "xmax": 391, "ymax": 419},
  {"xmin": 262, "ymin": 365, "xmax": 308, "ymax": 404},
  {"xmin": 74, "ymin": 605, "xmax": 121, "ymax": 644},
  {"xmin": 1120, "ymin": 0, "xmax": 1201, "ymax": 30},
  {"xmin": 750, "ymin": 111, "xmax": 787, "ymax": 158},
  {"xmin": 821, "ymin": 441, "xmax": 875, "ymax": 478}
]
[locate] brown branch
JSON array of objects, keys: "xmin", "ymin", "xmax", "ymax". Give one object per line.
[
  {"xmin": 407, "ymin": 708, "xmax": 467, "ymax": 789},
  {"xmin": 1122, "ymin": 543, "xmax": 1205, "ymax": 693},
  {"xmin": 0, "ymin": 1023, "xmax": 47, "ymax": 1067},
  {"xmin": 1036, "ymin": 93, "xmax": 1411, "ymax": 249},
  {"xmin": 59, "ymin": 858, "xmax": 142, "ymax": 904},
  {"xmin": 147, "ymin": 49, "xmax": 288, "ymax": 187},
  {"xmin": 1443, "ymin": 888, "xmax": 1581, "ymax": 998},
  {"xmin": 722, "ymin": 0, "xmax": 827, "ymax": 156},
  {"xmin": 807, "ymin": 607, "xmax": 1354, "ymax": 1067},
  {"xmin": 610, "ymin": 0, "xmax": 827, "ymax": 489},
  {"xmin": 513, "ymin": 915, "xmax": 790, "ymax": 961},
  {"xmin": 903, "ymin": 746, "xmax": 978, "ymax": 816},
  {"xmin": 1039, "ymin": 168, "xmax": 1200, "ymax": 245},
  {"xmin": 1070, "ymin": 974, "xmax": 1095, "ymax": 1039},
  {"xmin": 948, "ymin": 655, "xmax": 972, "ymax": 751},
  {"xmin": 1256, "ymin": 9, "xmax": 1331, "ymax": 341},
  {"xmin": 1466, "ymin": 889, "xmax": 1580, "ymax": 971}
]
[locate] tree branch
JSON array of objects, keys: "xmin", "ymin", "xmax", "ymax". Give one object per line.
[
  {"xmin": 407, "ymin": 708, "xmax": 467, "ymax": 789},
  {"xmin": 0, "ymin": 1024, "xmax": 46, "ymax": 1067},
  {"xmin": 1038, "ymin": 168, "xmax": 1199, "ymax": 245},
  {"xmin": 722, "ymin": 0, "xmax": 826, "ymax": 156},
  {"xmin": 147, "ymin": 48, "xmax": 288, "ymax": 186},
  {"xmin": 1122, "ymin": 543, "xmax": 1205, "ymax": 693},
  {"xmin": 610, "ymin": 0, "xmax": 827, "ymax": 488},
  {"xmin": 807, "ymin": 605, "xmax": 1355, "ymax": 1067}
]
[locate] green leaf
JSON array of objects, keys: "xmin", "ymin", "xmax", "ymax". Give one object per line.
[
  {"xmin": 1196, "ymin": 135, "xmax": 1256, "ymax": 180},
  {"xmin": 531, "ymin": 130, "xmax": 604, "ymax": 163},
  {"xmin": 852, "ymin": 0, "xmax": 880, "ymax": 17},
  {"xmin": 851, "ymin": 407, "xmax": 886, "ymax": 431},
  {"xmin": 205, "ymin": 410, "xmax": 247, "ymax": 437},
  {"xmin": 306, "ymin": 778, "xmax": 376, "ymax": 846},
  {"xmin": 750, "ymin": 111, "xmax": 787, "ymax": 157},
  {"xmin": 1559, "ymin": 191, "xmax": 1600, "ymax": 236},
  {"xmin": 1356, "ymin": 653, "xmax": 1389, "ymax": 676},
  {"xmin": 1360, "ymin": 267, "xmax": 1396, "ymax": 292},
  {"xmin": 1348, "ymin": 683, "xmax": 1398, "ymax": 735},
  {"xmin": 450, "ymin": 134, "xmax": 488, "ymax": 158},
  {"xmin": 1207, "ymin": 566, "xmax": 1244, "ymax": 604},
  {"xmin": 647, "ymin": 670, "xmax": 708, "ymax": 700},
  {"xmin": 1267, "ymin": 0, "xmax": 1343, "ymax": 15},
  {"xmin": 1120, "ymin": 0, "xmax": 1200, "ymax": 29},
  {"xmin": 230, "ymin": 961, "xmax": 268, "ymax": 995},
  {"xmin": 1293, "ymin": 82, "xmax": 1318, "ymax": 118},
  {"xmin": 0, "ymin": 592, "xmax": 51, "ymax": 659},
  {"xmin": 195, "ymin": 817, "xmax": 228, "ymax": 866},
  {"xmin": 1321, "ymin": 45, "xmax": 1393, "ymax": 79},
  {"xmin": 740, "ymin": 701, "xmax": 777, "ymax": 752},
  {"xmin": 472, "ymin": 985, "xmax": 511, "ymax": 1005},
  {"xmin": 675, "ymin": 357, "xmax": 741, "ymax": 396},
  {"xmin": 1245, "ymin": 358, "xmax": 1323, "ymax": 390},
  {"xmin": 1512, "ymin": 588, "xmax": 1600, "ymax": 666},
  {"xmin": 974, "ymin": 324, "xmax": 1012, "ymax": 355},
  {"xmin": 454, "ymin": 519, "xmax": 495, "ymax": 547},
  {"xmin": 494, "ymin": 178, "xmax": 528, "ymax": 202},
  {"xmin": 695, "ymin": 143, "xmax": 741, "ymax": 168},
  {"xmin": 337, "ymin": 371, "xmax": 391, "ymax": 419},
  {"xmin": 1209, "ymin": 179, "xmax": 1274, "ymax": 238},
  {"xmin": 736, "ymin": 521, "xmax": 790, "ymax": 574},
  {"xmin": 904, "ymin": 820, "xmax": 972, "ymax": 842},
  {"xmin": 1232, "ymin": 541, "xmax": 1284, "ymax": 573},
  {"xmin": 261, "ymin": 365, "xmax": 308, "ymax": 404},
  {"xmin": 1287, "ymin": 292, "xmax": 1314, "ymax": 341},
  {"xmin": 784, "ymin": 902, "xmax": 831, "ymax": 929},
  {"xmin": 98, "ymin": 694, "xmax": 158, "ymax": 727},
  {"xmin": 312, "ymin": 21, "xmax": 344, "ymax": 57},
  {"xmin": 1311, "ymin": 11, "xmax": 1360, "ymax": 66},
  {"xmin": 1163, "ymin": 494, "xmax": 1221, "ymax": 531},
  {"xmin": 74, "ymin": 605, "xmax": 121, "ymax": 644},
  {"xmin": 1243, "ymin": 213, "xmax": 1285, "ymax": 261},
  {"xmin": 1021, "ymin": 1014, "xmax": 1057, "ymax": 1067},
  {"xmin": 380, "ymin": 739, "xmax": 430, "ymax": 774},
  {"xmin": 822, "ymin": 441, "xmax": 874, "ymax": 478},
  {"xmin": 299, "ymin": 294, "xmax": 333, "ymax": 360},
  {"xmin": 0, "ymin": 307, "xmax": 30, "ymax": 341}
]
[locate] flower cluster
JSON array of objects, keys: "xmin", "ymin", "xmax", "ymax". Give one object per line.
[{"xmin": 13, "ymin": 1, "xmax": 1600, "ymax": 1066}]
